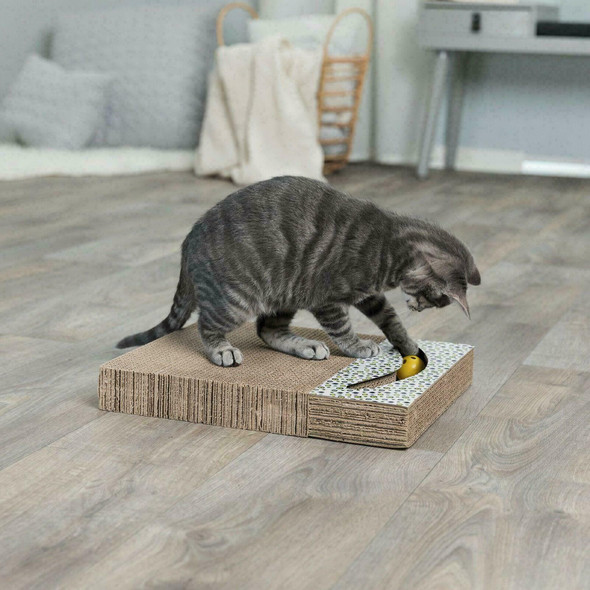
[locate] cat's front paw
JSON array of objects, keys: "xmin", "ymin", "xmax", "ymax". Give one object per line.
[
  {"xmin": 397, "ymin": 339, "xmax": 419, "ymax": 357},
  {"xmin": 209, "ymin": 346, "xmax": 243, "ymax": 367},
  {"xmin": 295, "ymin": 340, "xmax": 330, "ymax": 360},
  {"xmin": 342, "ymin": 339, "xmax": 380, "ymax": 359}
]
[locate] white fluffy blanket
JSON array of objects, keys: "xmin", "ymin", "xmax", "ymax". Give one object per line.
[
  {"xmin": 195, "ymin": 36, "xmax": 325, "ymax": 185},
  {"xmin": 0, "ymin": 145, "xmax": 194, "ymax": 180}
]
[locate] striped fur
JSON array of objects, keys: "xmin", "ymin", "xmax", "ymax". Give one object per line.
[
  {"xmin": 116, "ymin": 256, "xmax": 195, "ymax": 348},
  {"xmin": 117, "ymin": 176, "xmax": 480, "ymax": 366},
  {"xmin": 257, "ymin": 312, "xmax": 330, "ymax": 360}
]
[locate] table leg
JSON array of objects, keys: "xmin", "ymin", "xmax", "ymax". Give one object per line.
[
  {"xmin": 445, "ymin": 52, "xmax": 465, "ymax": 170},
  {"xmin": 417, "ymin": 50, "xmax": 449, "ymax": 179}
]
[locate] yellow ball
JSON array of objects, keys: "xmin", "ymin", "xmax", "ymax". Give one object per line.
[{"xmin": 397, "ymin": 355, "xmax": 425, "ymax": 380}]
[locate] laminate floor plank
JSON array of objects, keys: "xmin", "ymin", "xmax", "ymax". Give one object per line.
[
  {"xmin": 332, "ymin": 366, "xmax": 590, "ymax": 590},
  {"xmin": 0, "ymin": 310, "xmax": 178, "ymax": 469},
  {"xmin": 525, "ymin": 292, "xmax": 590, "ymax": 372},
  {"xmin": 0, "ymin": 253, "xmax": 181, "ymax": 341},
  {"xmin": 0, "ymin": 165, "xmax": 587, "ymax": 589},
  {"xmin": 56, "ymin": 436, "xmax": 443, "ymax": 590},
  {"xmin": 0, "ymin": 417, "xmax": 264, "ymax": 589}
]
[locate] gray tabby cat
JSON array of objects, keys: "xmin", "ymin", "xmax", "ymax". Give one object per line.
[{"xmin": 118, "ymin": 176, "xmax": 480, "ymax": 366}]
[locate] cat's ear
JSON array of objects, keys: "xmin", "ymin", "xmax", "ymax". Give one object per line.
[
  {"xmin": 467, "ymin": 257, "xmax": 481, "ymax": 286},
  {"xmin": 445, "ymin": 286, "xmax": 471, "ymax": 319}
]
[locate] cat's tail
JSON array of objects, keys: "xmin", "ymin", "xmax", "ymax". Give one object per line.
[{"xmin": 116, "ymin": 264, "xmax": 196, "ymax": 349}]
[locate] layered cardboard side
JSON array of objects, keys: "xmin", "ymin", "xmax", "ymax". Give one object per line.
[
  {"xmin": 99, "ymin": 368, "xmax": 308, "ymax": 437},
  {"xmin": 98, "ymin": 324, "xmax": 473, "ymax": 448}
]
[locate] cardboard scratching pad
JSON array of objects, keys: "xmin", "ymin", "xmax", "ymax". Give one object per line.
[{"xmin": 98, "ymin": 324, "xmax": 474, "ymax": 448}]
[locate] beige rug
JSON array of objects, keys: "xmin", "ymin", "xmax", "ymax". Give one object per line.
[{"xmin": 0, "ymin": 144, "xmax": 193, "ymax": 180}]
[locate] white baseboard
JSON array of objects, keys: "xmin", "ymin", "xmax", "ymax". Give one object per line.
[
  {"xmin": 439, "ymin": 146, "xmax": 524, "ymax": 174},
  {"xmin": 522, "ymin": 159, "xmax": 590, "ymax": 178},
  {"xmin": 348, "ymin": 149, "xmax": 372, "ymax": 163},
  {"xmin": 376, "ymin": 146, "xmax": 590, "ymax": 178},
  {"xmin": 376, "ymin": 146, "xmax": 523, "ymax": 174}
]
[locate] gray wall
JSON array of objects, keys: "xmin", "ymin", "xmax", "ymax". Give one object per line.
[
  {"xmin": 1, "ymin": 0, "xmax": 589, "ymax": 169},
  {"xmin": 453, "ymin": 0, "xmax": 590, "ymax": 162},
  {"xmin": 374, "ymin": 0, "xmax": 590, "ymax": 169},
  {"xmin": 0, "ymin": 0, "xmax": 252, "ymax": 99},
  {"xmin": 457, "ymin": 51, "xmax": 590, "ymax": 162}
]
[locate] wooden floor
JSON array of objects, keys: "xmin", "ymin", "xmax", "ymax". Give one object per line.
[{"xmin": 0, "ymin": 165, "xmax": 588, "ymax": 589}]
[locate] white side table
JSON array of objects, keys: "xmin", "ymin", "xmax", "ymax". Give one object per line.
[{"xmin": 416, "ymin": 2, "xmax": 590, "ymax": 178}]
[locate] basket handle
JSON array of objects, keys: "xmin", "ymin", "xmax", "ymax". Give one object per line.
[
  {"xmin": 216, "ymin": 2, "xmax": 259, "ymax": 47},
  {"xmin": 323, "ymin": 7, "xmax": 373, "ymax": 60}
]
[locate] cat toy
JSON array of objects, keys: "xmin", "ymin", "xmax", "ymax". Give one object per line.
[{"xmin": 397, "ymin": 355, "xmax": 426, "ymax": 380}]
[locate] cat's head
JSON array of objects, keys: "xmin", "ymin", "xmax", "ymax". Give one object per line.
[{"xmin": 399, "ymin": 228, "xmax": 481, "ymax": 318}]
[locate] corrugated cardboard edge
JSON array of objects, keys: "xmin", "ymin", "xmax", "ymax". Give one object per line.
[
  {"xmin": 406, "ymin": 348, "xmax": 474, "ymax": 447},
  {"xmin": 98, "ymin": 341, "xmax": 474, "ymax": 448},
  {"xmin": 98, "ymin": 369, "xmax": 308, "ymax": 437},
  {"xmin": 307, "ymin": 349, "xmax": 473, "ymax": 448}
]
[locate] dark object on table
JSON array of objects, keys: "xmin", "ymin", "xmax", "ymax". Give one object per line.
[{"xmin": 537, "ymin": 21, "xmax": 590, "ymax": 38}]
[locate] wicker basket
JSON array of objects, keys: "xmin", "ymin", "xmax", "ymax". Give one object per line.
[{"xmin": 216, "ymin": 3, "xmax": 373, "ymax": 174}]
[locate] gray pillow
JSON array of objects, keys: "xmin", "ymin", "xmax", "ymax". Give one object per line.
[
  {"xmin": 52, "ymin": 5, "xmax": 219, "ymax": 149},
  {"xmin": 1, "ymin": 55, "xmax": 112, "ymax": 149}
]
